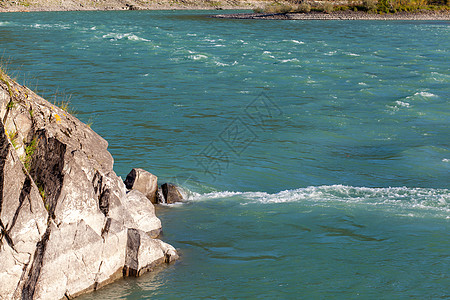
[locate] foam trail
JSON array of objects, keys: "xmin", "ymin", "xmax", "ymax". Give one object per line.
[{"xmin": 182, "ymin": 185, "xmax": 449, "ymax": 216}]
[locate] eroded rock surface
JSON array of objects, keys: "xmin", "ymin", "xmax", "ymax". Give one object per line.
[
  {"xmin": 161, "ymin": 183, "xmax": 184, "ymax": 204},
  {"xmin": 0, "ymin": 72, "xmax": 177, "ymax": 299},
  {"xmin": 124, "ymin": 168, "xmax": 158, "ymax": 204}
]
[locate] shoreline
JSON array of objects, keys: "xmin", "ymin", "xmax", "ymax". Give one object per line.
[
  {"xmin": 1, "ymin": 5, "xmax": 448, "ymax": 20},
  {"xmin": 213, "ymin": 10, "xmax": 450, "ymax": 20},
  {"xmin": 0, "ymin": 0, "xmax": 261, "ymax": 13}
]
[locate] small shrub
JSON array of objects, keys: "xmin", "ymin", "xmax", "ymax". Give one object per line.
[
  {"xmin": 323, "ymin": 2, "xmax": 334, "ymax": 13},
  {"xmin": 264, "ymin": 3, "xmax": 294, "ymax": 13},
  {"xmin": 297, "ymin": 2, "xmax": 311, "ymax": 12},
  {"xmin": 23, "ymin": 137, "xmax": 37, "ymax": 171},
  {"xmin": 253, "ymin": 7, "xmax": 264, "ymax": 13},
  {"xmin": 335, "ymin": 5, "xmax": 349, "ymax": 10},
  {"xmin": 8, "ymin": 130, "xmax": 19, "ymax": 149},
  {"xmin": 56, "ymin": 99, "xmax": 70, "ymax": 112},
  {"xmin": 362, "ymin": 0, "xmax": 378, "ymax": 11},
  {"xmin": 6, "ymin": 100, "xmax": 15, "ymax": 109},
  {"xmin": 377, "ymin": 0, "xmax": 390, "ymax": 12},
  {"xmin": 0, "ymin": 72, "xmax": 13, "ymax": 98},
  {"xmin": 37, "ymin": 183, "xmax": 47, "ymax": 206}
]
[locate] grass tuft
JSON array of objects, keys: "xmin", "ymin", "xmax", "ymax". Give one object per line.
[
  {"xmin": 23, "ymin": 137, "xmax": 37, "ymax": 171},
  {"xmin": 7, "ymin": 130, "xmax": 19, "ymax": 149}
]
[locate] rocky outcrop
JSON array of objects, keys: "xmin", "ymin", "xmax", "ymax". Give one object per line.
[
  {"xmin": 0, "ymin": 71, "xmax": 178, "ymax": 299},
  {"xmin": 123, "ymin": 169, "xmax": 185, "ymax": 205},
  {"xmin": 124, "ymin": 168, "xmax": 158, "ymax": 204}
]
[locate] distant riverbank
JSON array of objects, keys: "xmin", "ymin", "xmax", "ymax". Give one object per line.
[
  {"xmin": 1, "ymin": 0, "xmax": 264, "ymax": 12},
  {"xmin": 213, "ymin": 10, "xmax": 450, "ymax": 20},
  {"xmin": 1, "ymin": 0, "xmax": 449, "ymax": 21}
]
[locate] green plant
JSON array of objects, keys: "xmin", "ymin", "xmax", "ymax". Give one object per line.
[
  {"xmin": 6, "ymin": 100, "xmax": 15, "ymax": 109},
  {"xmin": 253, "ymin": 7, "xmax": 264, "ymax": 13},
  {"xmin": 37, "ymin": 183, "xmax": 46, "ymax": 203},
  {"xmin": 323, "ymin": 2, "xmax": 334, "ymax": 12},
  {"xmin": 7, "ymin": 130, "xmax": 19, "ymax": 149},
  {"xmin": 52, "ymin": 91, "xmax": 76, "ymax": 115},
  {"xmin": 86, "ymin": 118, "xmax": 94, "ymax": 128},
  {"xmin": 208, "ymin": 0, "xmax": 222, "ymax": 7},
  {"xmin": 264, "ymin": 3, "xmax": 294, "ymax": 13},
  {"xmin": 362, "ymin": 0, "xmax": 378, "ymax": 11},
  {"xmin": 23, "ymin": 137, "xmax": 37, "ymax": 171},
  {"xmin": 0, "ymin": 69, "xmax": 13, "ymax": 98},
  {"xmin": 56, "ymin": 99, "xmax": 70, "ymax": 112},
  {"xmin": 19, "ymin": 0, "xmax": 31, "ymax": 6},
  {"xmin": 297, "ymin": 2, "xmax": 311, "ymax": 12}
]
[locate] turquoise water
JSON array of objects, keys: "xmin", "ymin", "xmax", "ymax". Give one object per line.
[{"xmin": 1, "ymin": 11, "xmax": 449, "ymax": 298}]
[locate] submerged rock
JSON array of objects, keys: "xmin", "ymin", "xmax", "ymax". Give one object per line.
[
  {"xmin": 0, "ymin": 72, "xmax": 177, "ymax": 299},
  {"xmin": 161, "ymin": 183, "xmax": 184, "ymax": 204},
  {"xmin": 124, "ymin": 168, "xmax": 158, "ymax": 204}
]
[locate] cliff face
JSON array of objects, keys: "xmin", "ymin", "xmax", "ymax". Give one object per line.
[{"xmin": 0, "ymin": 71, "xmax": 178, "ymax": 299}]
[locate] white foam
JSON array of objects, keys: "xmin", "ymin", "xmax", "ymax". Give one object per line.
[
  {"xmin": 30, "ymin": 23, "xmax": 70, "ymax": 29},
  {"xmin": 414, "ymin": 91, "xmax": 437, "ymax": 98},
  {"xmin": 395, "ymin": 100, "xmax": 410, "ymax": 107},
  {"xmin": 102, "ymin": 33, "xmax": 149, "ymax": 42},
  {"xmin": 185, "ymin": 185, "xmax": 450, "ymax": 215},
  {"xmin": 280, "ymin": 58, "xmax": 299, "ymax": 63},
  {"xmin": 189, "ymin": 54, "xmax": 208, "ymax": 60},
  {"xmin": 324, "ymin": 51, "xmax": 337, "ymax": 56},
  {"xmin": 215, "ymin": 61, "xmax": 228, "ymax": 66}
]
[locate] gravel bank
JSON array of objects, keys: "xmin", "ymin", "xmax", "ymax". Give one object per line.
[{"xmin": 213, "ymin": 10, "xmax": 450, "ymax": 20}]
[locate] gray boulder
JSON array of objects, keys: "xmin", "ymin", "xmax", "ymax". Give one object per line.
[
  {"xmin": 161, "ymin": 183, "xmax": 184, "ymax": 204},
  {"xmin": 0, "ymin": 72, "xmax": 177, "ymax": 299},
  {"xmin": 124, "ymin": 168, "xmax": 158, "ymax": 204}
]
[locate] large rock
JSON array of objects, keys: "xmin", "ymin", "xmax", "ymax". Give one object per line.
[
  {"xmin": 0, "ymin": 72, "xmax": 178, "ymax": 299},
  {"xmin": 124, "ymin": 168, "xmax": 158, "ymax": 204},
  {"xmin": 161, "ymin": 183, "xmax": 184, "ymax": 204}
]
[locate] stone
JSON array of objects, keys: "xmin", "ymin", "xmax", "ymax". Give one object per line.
[
  {"xmin": 121, "ymin": 190, "xmax": 162, "ymax": 237},
  {"xmin": 0, "ymin": 72, "xmax": 178, "ymax": 299},
  {"xmin": 123, "ymin": 228, "xmax": 178, "ymax": 277},
  {"xmin": 124, "ymin": 168, "xmax": 158, "ymax": 204},
  {"xmin": 161, "ymin": 183, "xmax": 184, "ymax": 204}
]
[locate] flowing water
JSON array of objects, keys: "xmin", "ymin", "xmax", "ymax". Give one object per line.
[{"xmin": 1, "ymin": 10, "xmax": 449, "ymax": 298}]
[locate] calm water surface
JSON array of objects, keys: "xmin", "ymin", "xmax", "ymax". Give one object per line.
[{"xmin": 1, "ymin": 10, "xmax": 449, "ymax": 298}]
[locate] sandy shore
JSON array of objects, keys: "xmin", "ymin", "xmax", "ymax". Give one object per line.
[{"xmin": 213, "ymin": 10, "xmax": 450, "ymax": 20}]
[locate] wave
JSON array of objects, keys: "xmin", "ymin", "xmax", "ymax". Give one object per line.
[
  {"xmin": 284, "ymin": 39, "xmax": 304, "ymax": 45},
  {"xmin": 189, "ymin": 54, "xmax": 208, "ymax": 61},
  {"xmin": 413, "ymin": 91, "xmax": 437, "ymax": 98},
  {"xmin": 102, "ymin": 33, "xmax": 150, "ymax": 42},
  {"xmin": 29, "ymin": 23, "xmax": 71, "ymax": 29},
  {"xmin": 280, "ymin": 58, "xmax": 299, "ymax": 63},
  {"xmin": 182, "ymin": 185, "xmax": 450, "ymax": 216}
]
